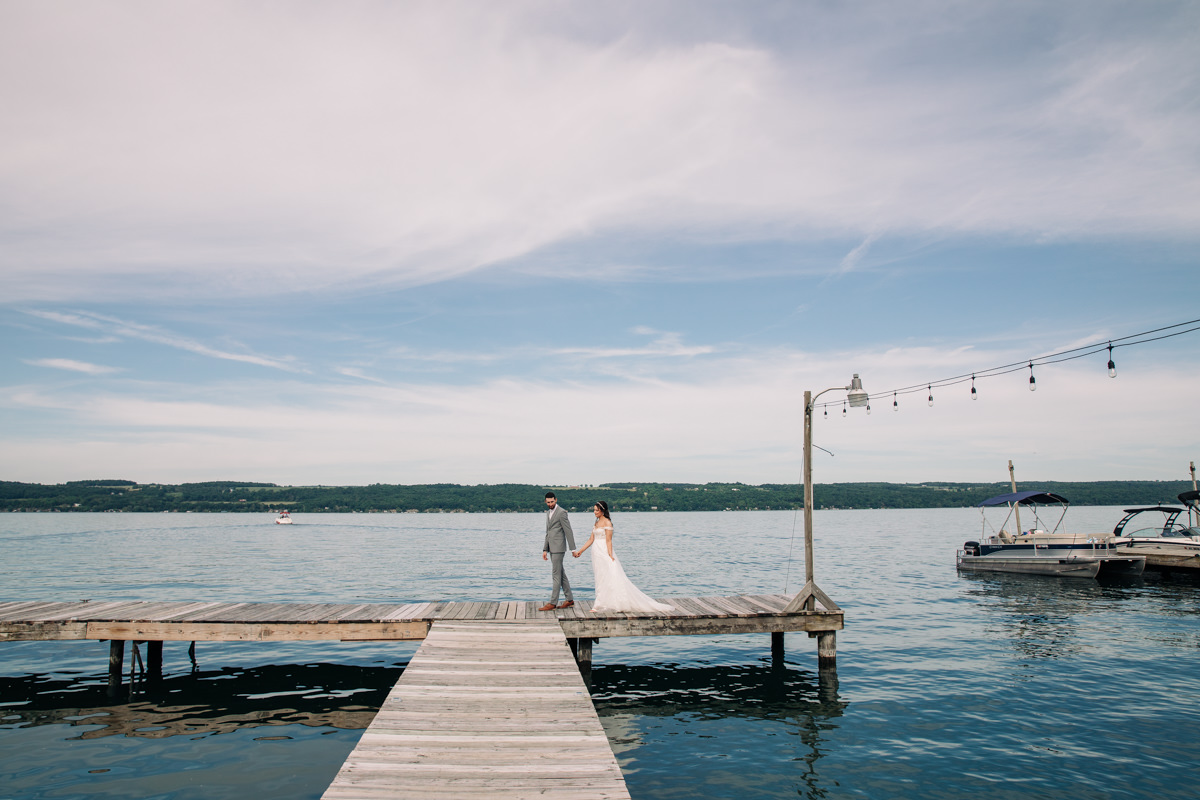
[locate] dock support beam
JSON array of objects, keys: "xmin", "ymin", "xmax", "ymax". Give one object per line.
[
  {"xmin": 147, "ymin": 641, "xmax": 163, "ymax": 682},
  {"xmin": 771, "ymin": 631, "xmax": 785, "ymax": 664},
  {"xmin": 816, "ymin": 631, "xmax": 836, "ymax": 668},
  {"xmin": 106, "ymin": 640, "xmax": 124, "ymax": 697},
  {"xmin": 575, "ymin": 637, "xmax": 593, "ymax": 665}
]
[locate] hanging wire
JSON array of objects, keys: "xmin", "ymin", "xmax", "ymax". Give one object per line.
[{"xmin": 814, "ymin": 317, "xmax": 1200, "ymax": 409}]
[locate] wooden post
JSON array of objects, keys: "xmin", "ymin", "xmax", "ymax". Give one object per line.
[
  {"xmin": 803, "ymin": 390, "xmax": 815, "ymax": 611},
  {"xmin": 106, "ymin": 640, "xmax": 124, "ymax": 697},
  {"xmin": 130, "ymin": 641, "xmax": 143, "ymax": 684},
  {"xmin": 817, "ymin": 662, "xmax": 839, "ymax": 704},
  {"xmin": 771, "ymin": 631, "xmax": 785, "ymax": 663},
  {"xmin": 576, "ymin": 637, "xmax": 592, "ymax": 665},
  {"xmin": 1009, "ymin": 460, "xmax": 1022, "ymax": 534},
  {"xmin": 816, "ymin": 631, "xmax": 836, "ymax": 668},
  {"xmin": 147, "ymin": 641, "xmax": 163, "ymax": 682}
]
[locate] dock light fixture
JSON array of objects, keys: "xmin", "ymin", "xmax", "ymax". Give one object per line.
[
  {"xmin": 847, "ymin": 373, "xmax": 869, "ymax": 408},
  {"xmin": 789, "ymin": 374, "xmax": 868, "ymax": 615},
  {"xmin": 1107, "ymin": 343, "xmax": 1117, "ymax": 378},
  {"xmin": 1028, "ymin": 362, "xmax": 1037, "ymax": 391}
]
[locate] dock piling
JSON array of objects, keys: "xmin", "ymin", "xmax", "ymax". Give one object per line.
[
  {"xmin": 147, "ymin": 640, "xmax": 163, "ymax": 682},
  {"xmin": 816, "ymin": 631, "xmax": 836, "ymax": 667},
  {"xmin": 106, "ymin": 639, "xmax": 124, "ymax": 697},
  {"xmin": 771, "ymin": 630, "xmax": 785, "ymax": 662},
  {"xmin": 575, "ymin": 636, "xmax": 593, "ymax": 665}
]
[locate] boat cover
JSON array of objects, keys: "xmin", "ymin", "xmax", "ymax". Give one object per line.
[
  {"xmin": 978, "ymin": 491, "xmax": 1069, "ymax": 507},
  {"xmin": 1120, "ymin": 506, "xmax": 1183, "ymax": 514},
  {"xmin": 1179, "ymin": 490, "xmax": 1200, "ymax": 506}
]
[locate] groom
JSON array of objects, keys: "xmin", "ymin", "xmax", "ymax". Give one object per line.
[{"xmin": 539, "ymin": 491, "xmax": 576, "ymax": 611}]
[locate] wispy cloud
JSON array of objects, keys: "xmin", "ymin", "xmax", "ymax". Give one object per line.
[
  {"xmin": 26, "ymin": 310, "xmax": 305, "ymax": 372},
  {"xmin": 24, "ymin": 358, "xmax": 119, "ymax": 375},
  {"xmin": 334, "ymin": 366, "xmax": 386, "ymax": 384},
  {"xmin": 837, "ymin": 232, "xmax": 880, "ymax": 275},
  {"xmin": 1, "ymin": 3, "xmax": 1197, "ymax": 301},
  {"xmin": 550, "ymin": 329, "xmax": 715, "ymax": 359}
]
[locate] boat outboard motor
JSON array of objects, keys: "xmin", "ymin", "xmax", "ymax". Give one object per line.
[{"xmin": 963, "ymin": 540, "xmax": 980, "ymax": 556}]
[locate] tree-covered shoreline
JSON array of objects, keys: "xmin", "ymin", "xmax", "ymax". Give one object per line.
[{"xmin": 1, "ymin": 479, "xmax": 1194, "ymax": 513}]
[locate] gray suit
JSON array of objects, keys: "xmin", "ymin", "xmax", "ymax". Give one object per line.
[{"xmin": 544, "ymin": 506, "xmax": 576, "ymax": 604}]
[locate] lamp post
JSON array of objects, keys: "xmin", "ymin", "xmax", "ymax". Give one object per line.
[{"xmin": 786, "ymin": 374, "xmax": 868, "ymax": 614}]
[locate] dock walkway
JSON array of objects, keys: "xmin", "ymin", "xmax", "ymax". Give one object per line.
[
  {"xmin": 1, "ymin": 594, "xmax": 842, "ymax": 797},
  {"xmin": 0, "ymin": 594, "xmax": 842, "ymax": 646},
  {"xmin": 321, "ymin": 620, "xmax": 629, "ymax": 800}
]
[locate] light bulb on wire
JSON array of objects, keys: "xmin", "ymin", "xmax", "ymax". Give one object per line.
[
  {"xmin": 1107, "ymin": 343, "xmax": 1117, "ymax": 378},
  {"xmin": 970, "ymin": 375, "xmax": 977, "ymax": 400},
  {"xmin": 1028, "ymin": 362, "xmax": 1037, "ymax": 392},
  {"xmin": 866, "ymin": 402, "xmax": 871, "ymax": 415},
  {"xmin": 893, "ymin": 392, "xmax": 898, "ymax": 412},
  {"xmin": 842, "ymin": 401, "xmax": 847, "ymax": 418},
  {"xmin": 927, "ymin": 385, "xmax": 934, "ymax": 407}
]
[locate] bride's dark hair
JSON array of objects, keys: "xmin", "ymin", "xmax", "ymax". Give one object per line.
[{"xmin": 594, "ymin": 500, "xmax": 611, "ymax": 519}]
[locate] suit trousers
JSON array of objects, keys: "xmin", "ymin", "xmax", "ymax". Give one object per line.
[{"xmin": 548, "ymin": 551, "xmax": 573, "ymax": 604}]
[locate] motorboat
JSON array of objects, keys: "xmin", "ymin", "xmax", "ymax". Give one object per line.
[
  {"xmin": 274, "ymin": 511, "xmax": 293, "ymax": 525},
  {"xmin": 957, "ymin": 491, "xmax": 1145, "ymax": 578},
  {"xmin": 1111, "ymin": 491, "xmax": 1200, "ymax": 571}
]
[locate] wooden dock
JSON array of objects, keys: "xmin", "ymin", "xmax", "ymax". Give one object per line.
[
  {"xmin": 0, "ymin": 594, "xmax": 842, "ymax": 651},
  {"xmin": 0, "ymin": 594, "xmax": 842, "ymax": 799},
  {"xmin": 322, "ymin": 620, "xmax": 630, "ymax": 800}
]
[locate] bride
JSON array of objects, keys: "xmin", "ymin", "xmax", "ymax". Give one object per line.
[{"xmin": 572, "ymin": 501, "xmax": 672, "ymax": 613}]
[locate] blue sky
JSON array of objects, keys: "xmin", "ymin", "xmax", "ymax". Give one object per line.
[{"xmin": 2, "ymin": 1, "xmax": 1198, "ymax": 486}]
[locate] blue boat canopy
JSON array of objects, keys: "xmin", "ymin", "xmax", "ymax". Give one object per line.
[{"xmin": 978, "ymin": 491, "xmax": 1069, "ymax": 507}]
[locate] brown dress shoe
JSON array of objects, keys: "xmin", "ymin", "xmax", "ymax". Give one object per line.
[
  {"xmin": 538, "ymin": 603, "xmax": 557, "ymax": 611},
  {"xmin": 558, "ymin": 600, "xmax": 574, "ymax": 609}
]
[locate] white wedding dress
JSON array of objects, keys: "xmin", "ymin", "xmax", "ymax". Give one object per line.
[{"xmin": 589, "ymin": 525, "xmax": 673, "ymax": 613}]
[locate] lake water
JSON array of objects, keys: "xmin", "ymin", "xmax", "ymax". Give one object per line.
[{"xmin": 2, "ymin": 508, "xmax": 1198, "ymax": 799}]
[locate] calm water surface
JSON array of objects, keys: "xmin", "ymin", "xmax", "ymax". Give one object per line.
[{"xmin": 2, "ymin": 509, "xmax": 1198, "ymax": 799}]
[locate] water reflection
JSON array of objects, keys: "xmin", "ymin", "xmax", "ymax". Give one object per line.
[
  {"xmin": 590, "ymin": 661, "xmax": 843, "ymax": 719},
  {"xmin": 957, "ymin": 568, "xmax": 1200, "ymax": 664},
  {"xmin": 0, "ymin": 662, "xmax": 401, "ymax": 739},
  {"xmin": 587, "ymin": 660, "xmax": 844, "ymax": 799}
]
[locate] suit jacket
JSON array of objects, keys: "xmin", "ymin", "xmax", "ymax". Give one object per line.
[{"xmin": 543, "ymin": 506, "xmax": 576, "ymax": 554}]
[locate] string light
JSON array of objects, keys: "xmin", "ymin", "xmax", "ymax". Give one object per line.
[
  {"xmin": 842, "ymin": 400, "xmax": 847, "ymax": 418},
  {"xmin": 866, "ymin": 401, "xmax": 872, "ymax": 415},
  {"xmin": 809, "ymin": 316, "xmax": 1200, "ymax": 414}
]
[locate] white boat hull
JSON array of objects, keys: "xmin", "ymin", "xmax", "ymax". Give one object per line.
[
  {"xmin": 957, "ymin": 555, "xmax": 1101, "ymax": 578},
  {"xmin": 1116, "ymin": 542, "xmax": 1200, "ymax": 572}
]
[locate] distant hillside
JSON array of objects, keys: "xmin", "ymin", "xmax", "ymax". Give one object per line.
[{"xmin": 0, "ymin": 479, "xmax": 1194, "ymax": 513}]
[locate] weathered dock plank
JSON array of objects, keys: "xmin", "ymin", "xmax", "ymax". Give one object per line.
[
  {"xmin": 321, "ymin": 620, "xmax": 630, "ymax": 800},
  {"xmin": 0, "ymin": 594, "xmax": 843, "ymax": 644}
]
